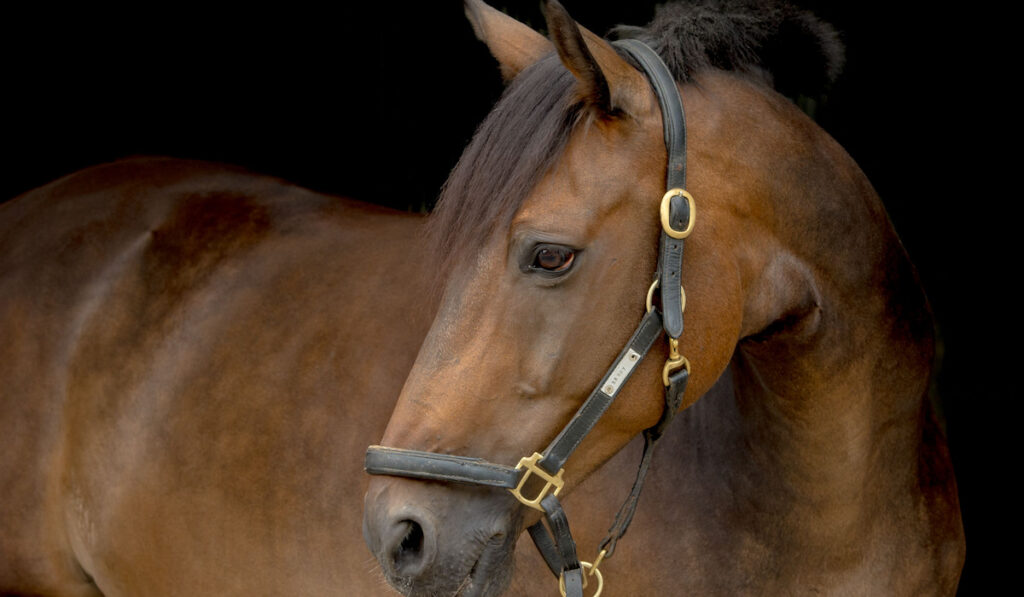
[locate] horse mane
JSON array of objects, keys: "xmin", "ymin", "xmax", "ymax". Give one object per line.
[
  {"xmin": 611, "ymin": 0, "xmax": 844, "ymax": 100},
  {"xmin": 429, "ymin": 0, "xmax": 844, "ymax": 273}
]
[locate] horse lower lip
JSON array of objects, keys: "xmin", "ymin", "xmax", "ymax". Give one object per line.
[
  {"xmin": 455, "ymin": 564, "xmax": 485, "ymax": 597},
  {"xmin": 457, "ymin": 535, "xmax": 507, "ymax": 597},
  {"xmin": 455, "ymin": 562, "xmax": 489, "ymax": 597}
]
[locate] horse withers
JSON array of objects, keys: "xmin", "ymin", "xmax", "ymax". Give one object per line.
[{"xmin": 362, "ymin": 1, "xmax": 964, "ymax": 596}]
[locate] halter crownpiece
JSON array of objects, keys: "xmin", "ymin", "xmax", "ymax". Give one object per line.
[{"xmin": 365, "ymin": 39, "xmax": 692, "ymax": 597}]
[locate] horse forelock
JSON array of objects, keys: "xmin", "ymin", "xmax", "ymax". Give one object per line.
[
  {"xmin": 427, "ymin": 54, "xmax": 581, "ymax": 277},
  {"xmin": 429, "ymin": 0, "xmax": 845, "ymax": 278}
]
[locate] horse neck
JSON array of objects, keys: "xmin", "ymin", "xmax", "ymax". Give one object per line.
[
  {"xmin": 736, "ymin": 215, "xmax": 934, "ymax": 472},
  {"xmin": 699, "ymin": 79, "xmax": 936, "ymax": 540}
]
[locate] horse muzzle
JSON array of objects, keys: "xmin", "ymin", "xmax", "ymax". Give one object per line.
[{"xmin": 363, "ymin": 476, "xmax": 520, "ymax": 597}]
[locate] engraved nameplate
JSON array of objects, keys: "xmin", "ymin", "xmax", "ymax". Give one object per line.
[{"xmin": 601, "ymin": 349, "xmax": 641, "ymax": 396}]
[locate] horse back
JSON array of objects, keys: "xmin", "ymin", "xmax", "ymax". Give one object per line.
[{"xmin": 0, "ymin": 157, "xmax": 428, "ymax": 594}]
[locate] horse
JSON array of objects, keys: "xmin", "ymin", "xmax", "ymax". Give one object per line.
[
  {"xmin": 362, "ymin": 1, "xmax": 964, "ymax": 596},
  {"xmin": 0, "ymin": 140, "xmax": 713, "ymax": 597},
  {"xmin": 0, "ymin": 137, "xmax": 698, "ymax": 597},
  {"xmin": 0, "ymin": 2, "xmax": 964, "ymax": 597}
]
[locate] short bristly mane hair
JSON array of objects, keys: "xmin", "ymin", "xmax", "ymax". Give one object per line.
[{"xmin": 429, "ymin": 0, "xmax": 843, "ymax": 273}]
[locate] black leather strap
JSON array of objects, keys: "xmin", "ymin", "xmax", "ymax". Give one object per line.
[
  {"xmin": 615, "ymin": 39, "xmax": 690, "ymax": 341},
  {"xmin": 528, "ymin": 517, "xmax": 564, "ymax": 578},
  {"xmin": 658, "ymin": 233, "xmax": 687, "ymax": 338},
  {"xmin": 364, "ymin": 445, "xmax": 520, "ymax": 488},
  {"xmin": 539, "ymin": 495, "xmax": 583, "ymax": 597},
  {"xmin": 616, "ymin": 39, "xmax": 686, "ymax": 190},
  {"xmin": 563, "ymin": 566, "xmax": 584, "ymax": 597}
]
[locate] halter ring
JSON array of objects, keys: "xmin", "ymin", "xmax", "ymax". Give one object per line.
[
  {"xmin": 645, "ymin": 279, "xmax": 686, "ymax": 314},
  {"xmin": 559, "ymin": 561, "xmax": 604, "ymax": 597}
]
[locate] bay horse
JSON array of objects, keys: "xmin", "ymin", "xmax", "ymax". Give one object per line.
[
  {"xmin": 0, "ymin": 2, "xmax": 964, "ymax": 597},
  {"xmin": 363, "ymin": 1, "xmax": 964, "ymax": 596}
]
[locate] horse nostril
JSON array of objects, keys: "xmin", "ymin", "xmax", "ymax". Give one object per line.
[{"xmin": 392, "ymin": 518, "xmax": 429, "ymax": 576}]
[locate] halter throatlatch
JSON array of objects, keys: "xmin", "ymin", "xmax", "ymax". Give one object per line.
[{"xmin": 365, "ymin": 39, "xmax": 692, "ymax": 597}]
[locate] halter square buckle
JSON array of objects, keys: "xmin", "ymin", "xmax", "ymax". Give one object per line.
[{"xmin": 509, "ymin": 452, "xmax": 565, "ymax": 511}]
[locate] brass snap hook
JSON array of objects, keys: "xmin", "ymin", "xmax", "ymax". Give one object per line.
[{"xmin": 662, "ymin": 338, "xmax": 690, "ymax": 386}]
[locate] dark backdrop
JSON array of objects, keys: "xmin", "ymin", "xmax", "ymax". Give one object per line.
[{"xmin": 2, "ymin": 1, "xmax": 999, "ymax": 593}]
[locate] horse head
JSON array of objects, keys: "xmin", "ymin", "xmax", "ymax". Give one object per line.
[{"xmin": 362, "ymin": 1, "xmax": 923, "ymax": 595}]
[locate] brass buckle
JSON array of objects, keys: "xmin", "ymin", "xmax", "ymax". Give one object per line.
[
  {"xmin": 509, "ymin": 452, "xmax": 564, "ymax": 511},
  {"xmin": 660, "ymin": 188, "xmax": 696, "ymax": 239}
]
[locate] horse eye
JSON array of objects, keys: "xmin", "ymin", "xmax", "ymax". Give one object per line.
[{"xmin": 531, "ymin": 245, "xmax": 576, "ymax": 273}]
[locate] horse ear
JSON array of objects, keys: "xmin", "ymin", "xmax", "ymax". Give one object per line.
[
  {"xmin": 464, "ymin": 0, "xmax": 553, "ymax": 82},
  {"xmin": 542, "ymin": 0, "xmax": 650, "ymax": 118}
]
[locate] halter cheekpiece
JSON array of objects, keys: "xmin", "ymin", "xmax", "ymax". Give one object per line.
[{"xmin": 365, "ymin": 39, "xmax": 694, "ymax": 597}]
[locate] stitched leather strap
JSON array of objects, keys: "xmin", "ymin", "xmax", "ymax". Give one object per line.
[
  {"xmin": 528, "ymin": 517, "xmax": 564, "ymax": 578},
  {"xmin": 657, "ymin": 233, "xmax": 686, "ymax": 338},
  {"xmin": 616, "ymin": 39, "xmax": 686, "ymax": 190},
  {"xmin": 364, "ymin": 446, "xmax": 520, "ymax": 488},
  {"xmin": 535, "ymin": 495, "xmax": 583, "ymax": 597},
  {"xmin": 616, "ymin": 39, "xmax": 690, "ymax": 341}
]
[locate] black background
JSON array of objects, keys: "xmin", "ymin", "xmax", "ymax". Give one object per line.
[{"xmin": 2, "ymin": 1, "xmax": 1002, "ymax": 593}]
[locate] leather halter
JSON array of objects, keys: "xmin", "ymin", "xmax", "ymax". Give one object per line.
[{"xmin": 366, "ymin": 39, "xmax": 692, "ymax": 597}]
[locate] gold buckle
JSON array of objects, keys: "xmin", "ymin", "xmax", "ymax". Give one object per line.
[
  {"xmin": 509, "ymin": 452, "xmax": 564, "ymax": 511},
  {"xmin": 660, "ymin": 188, "xmax": 696, "ymax": 239}
]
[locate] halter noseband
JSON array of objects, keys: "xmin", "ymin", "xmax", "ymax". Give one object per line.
[{"xmin": 366, "ymin": 39, "xmax": 693, "ymax": 597}]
